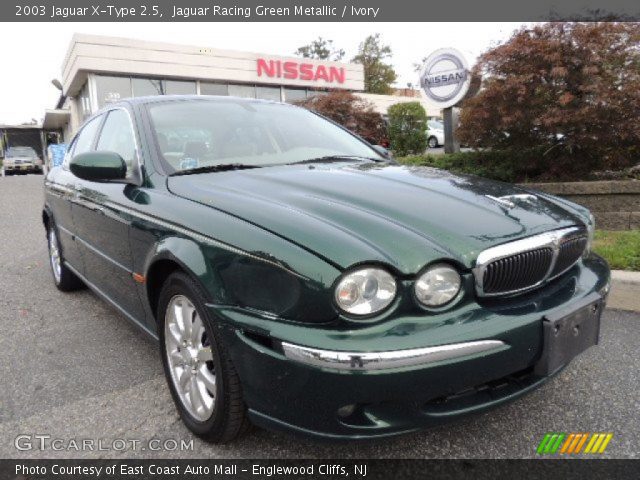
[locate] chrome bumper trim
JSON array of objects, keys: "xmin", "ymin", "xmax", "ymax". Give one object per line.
[{"xmin": 281, "ymin": 340, "xmax": 506, "ymax": 371}]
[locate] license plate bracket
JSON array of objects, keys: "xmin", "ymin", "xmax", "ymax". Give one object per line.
[{"xmin": 534, "ymin": 292, "xmax": 602, "ymax": 376}]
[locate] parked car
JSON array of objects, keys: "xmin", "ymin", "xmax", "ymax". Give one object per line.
[
  {"xmin": 43, "ymin": 96, "xmax": 610, "ymax": 442},
  {"xmin": 427, "ymin": 120, "xmax": 445, "ymax": 148},
  {"xmin": 3, "ymin": 146, "xmax": 42, "ymax": 175}
]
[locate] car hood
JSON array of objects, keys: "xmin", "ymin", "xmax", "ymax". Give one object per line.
[{"xmin": 167, "ymin": 162, "xmax": 586, "ymax": 273}]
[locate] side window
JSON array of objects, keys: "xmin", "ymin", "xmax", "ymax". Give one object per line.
[
  {"xmin": 96, "ymin": 109, "xmax": 138, "ymax": 176},
  {"xmin": 63, "ymin": 114, "xmax": 102, "ymax": 169},
  {"xmin": 74, "ymin": 115, "xmax": 103, "ymax": 155}
]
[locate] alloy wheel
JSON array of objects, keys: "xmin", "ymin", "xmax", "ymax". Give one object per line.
[
  {"xmin": 48, "ymin": 229, "xmax": 62, "ymax": 283},
  {"xmin": 164, "ymin": 295, "xmax": 216, "ymax": 421}
]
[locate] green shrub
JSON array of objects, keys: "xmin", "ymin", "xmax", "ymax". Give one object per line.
[
  {"xmin": 387, "ymin": 102, "xmax": 427, "ymax": 157},
  {"xmin": 396, "ymin": 146, "xmax": 598, "ymax": 183}
]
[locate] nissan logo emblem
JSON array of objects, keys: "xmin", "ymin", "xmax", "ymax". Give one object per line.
[{"xmin": 420, "ymin": 48, "xmax": 471, "ymax": 108}]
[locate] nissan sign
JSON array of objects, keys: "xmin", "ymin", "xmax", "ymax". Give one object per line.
[{"xmin": 420, "ymin": 48, "xmax": 471, "ymax": 108}]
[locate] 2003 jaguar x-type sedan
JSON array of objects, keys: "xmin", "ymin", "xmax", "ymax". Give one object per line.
[{"xmin": 43, "ymin": 96, "xmax": 610, "ymax": 442}]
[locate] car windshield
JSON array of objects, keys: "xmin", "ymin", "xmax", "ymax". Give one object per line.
[
  {"xmin": 147, "ymin": 99, "xmax": 384, "ymax": 173},
  {"xmin": 6, "ymin": 147, "xmax": 37, "ymax": 158},
  {"xmin": 428, "ymin": 120, "xmax": 443, "ymax": 130}
]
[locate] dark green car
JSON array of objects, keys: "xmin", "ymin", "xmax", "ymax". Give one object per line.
[{"xmin": 43, "ymin": 96, "xmax": 610, "ymax": 442}]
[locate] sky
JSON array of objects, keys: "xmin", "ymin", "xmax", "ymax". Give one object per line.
[{"xmin": 0, "ymin": 22, "xmax": 524, "ymax": 124}]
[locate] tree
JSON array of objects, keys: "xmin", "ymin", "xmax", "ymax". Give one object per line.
[
  {"xmin": 458, "ymin": 22, "xmax": 640, "ymax": 178},
  {"xmin": 295, "ymin": 91, "xmax": 388, "ymax": 146},
  {"xmin": 387, "ymin": 102, "xmax": 428, "ymax": 156},
  {"xmin": 295, "ymin": 37, "xmax": 345, "ymax": 61},
  {"xmin": 352, "ymin": 34, "xmax": 397, "ymax": 94}
]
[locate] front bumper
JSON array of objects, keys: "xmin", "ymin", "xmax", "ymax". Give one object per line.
[
  {"xmin": 212, "ymin": 255, "xmax": 610, "ymax": 440},
  {"xmin": 4, "ymin": 164, "xmax": 37, "ymax": 172}
]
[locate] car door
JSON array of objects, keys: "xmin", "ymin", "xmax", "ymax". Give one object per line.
[
  {"xmin": 71, "ymin": 107, "xmax": 146, "ymax": 321},
  {"xmin": 45, "ymin": 115, "xmax": 104, "ymax": 272}
]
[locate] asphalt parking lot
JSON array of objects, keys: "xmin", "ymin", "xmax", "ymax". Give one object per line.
[{"xmin": 0, "ymin": 174, "xmax": 638, "ymax": 459}]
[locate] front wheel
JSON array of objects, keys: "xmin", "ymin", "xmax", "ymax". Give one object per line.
[
  {"xmin": 158, "ymin": 272, "xmax": 251, "ymax": 443},
  {"xmin": 428, "ymin": 136, "xmax": 439, "ymax": 148},
  {"xmin": 47, "ymin": 223, "xmax": 84, "ymax": 291}
]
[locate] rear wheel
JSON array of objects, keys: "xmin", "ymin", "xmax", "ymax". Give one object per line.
[
  {"xmin": 47, "ymin": 223, "xmax": 84, "ymax": 291},
  {"xmin": 158, "ymin": 272, "xmax": 251, "ymax": 443},
  {"xmin": 428, "ymin": 136, "xmax": 439, "ymax": 148}
]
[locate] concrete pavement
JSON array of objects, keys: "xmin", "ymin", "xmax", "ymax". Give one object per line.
[{"xmin": 609, "ymin": 270, "xmax": 640, "ymax": 312}]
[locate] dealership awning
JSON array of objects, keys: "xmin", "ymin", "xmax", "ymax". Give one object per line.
[{"xmin": 43, "ymin": 109, "xmax": 70, "ymax": 130}]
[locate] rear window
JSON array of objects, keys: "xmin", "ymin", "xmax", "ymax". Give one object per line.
[{"xmin": 6, "ymin": 147, "xmax": 37, "ymax": 157}]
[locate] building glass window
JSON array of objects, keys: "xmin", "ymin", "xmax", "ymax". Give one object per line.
[
  {"xmin": 200, "ymin": 82, "xmax": 229, "ymax": 96},
  {"xmin": 228, "ymin": 84, "xmax": 256, "ymax": 98},
  {"xmin": 256, "ymin": 86, "xmax": 281, "ymax": 101},
  {"xmin": 78, "ymin": 83, "xmax": 92, "ymax": 120},
  {"xmin": 283, "ymin": 88, "xmax": 307, "ymax": 103},
  {"xmin": 132, "ymin": 78, "xmax": 165, "ymax": 96},
  {"xmin": 307, "ymin": 89, "xmax": 329, "ymax": 99},
  {"xmin": 165, "ymin": 80, "xmax": 197, "ymax": 95},
  {"xmin": 94, "ymin": 75, "xmax": 132, "ymax": 108}
]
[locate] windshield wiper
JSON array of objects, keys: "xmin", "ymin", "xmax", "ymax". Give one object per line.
[
  {"xmin": 289, "ymin": 155, "xmax": 384, "ymax": 165},
  {"xmin": 169, "ymin": 164, "xmax": 259, "ymax": 176}
]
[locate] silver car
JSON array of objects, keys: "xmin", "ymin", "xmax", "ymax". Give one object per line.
[
  {"xmin": 427, "ymin": 120, "xmax": 445, "ymax": 148},
  {"xmin": 2, "ymin": 146, "xmax": 42, "ymax": 175}
]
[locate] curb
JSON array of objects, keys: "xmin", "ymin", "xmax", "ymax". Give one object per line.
[{"xmin": 608, "ymin": 270, "xmax": 640, "ymax": 313}]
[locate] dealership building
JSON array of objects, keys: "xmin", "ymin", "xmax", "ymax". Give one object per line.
[{"xmin": 43, "ymin": 34, "xmax": 439, "ymax": 141}]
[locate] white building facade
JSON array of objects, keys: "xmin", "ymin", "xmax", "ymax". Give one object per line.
[{"xmin": 45, "ymin": 34, "xmax": 439, "ymax": 140}]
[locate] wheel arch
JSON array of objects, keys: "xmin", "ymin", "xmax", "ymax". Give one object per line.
[
  {"xmin": 143, "ymin": 238, "xmax": 218, "ymax": 324},
  {"xmin": 42, "ymin": 205, "xmax": 53, "ymax": 231}
]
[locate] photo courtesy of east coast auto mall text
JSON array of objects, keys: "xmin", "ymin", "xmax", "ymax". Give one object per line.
[{"xmin": 0, "ymin": 1, "xmax": 638, "ymax": 479}]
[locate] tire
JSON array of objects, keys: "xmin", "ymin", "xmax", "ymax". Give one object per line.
[
  {"xmin": 158, "ymin": 272, "xmax": 251, "ymax": 443},
  {"xmin": 47, "ymin": 222, "xmax": 84, "ymax": 291},
  {"xmin": 428, "ymin": 136, "xmax": 439, "ymax": 148}
]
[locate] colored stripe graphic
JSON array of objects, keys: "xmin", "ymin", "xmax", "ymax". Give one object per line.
[
  {"xmin": 536, "ymin": 434, "xmax": 552, "ymax": 454},
  {"xmin": 560, "ymin": 434, "xmax": 575, "ymax": 454},
  {"xmin": 598, "ymin": 434, "xmax": 613, "ymax": 453},
  {"xmin": 584, "ymin": 434, "xmax": 599, "ymax": 453},
  {"xmin": 538, "ymin": 433, "xmax": 613, "ymax": 454},
  {"xmin": 574, "ymin": 433, "xmax": 589, "ymax": 453}
]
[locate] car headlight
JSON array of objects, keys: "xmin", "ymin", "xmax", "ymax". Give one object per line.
[
  {"xmin": 335, "ymin": 267, "xmax": 397, "ymax": 316},
  {"xmin": 584, "ymin": 213, "xmax": 595, "ymax": 257},
  {"xmin": 414, "ymin": 263, "xmax": 462, "ymax": 307}
]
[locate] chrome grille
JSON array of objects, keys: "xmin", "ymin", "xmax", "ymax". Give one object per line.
[
  {"xmin": 551, "ymin": 236, "xmax": 588, "ymax": 277},
  {"xmin": 482, "ymin": 248, "xmax": 554, "ymax": 294},
  {"xmin": 474, "ymin": 226, "xmax": 587, "ymax": 297}
]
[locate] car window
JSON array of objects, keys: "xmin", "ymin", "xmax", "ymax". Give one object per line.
[
  {"xmin": 7, "ymin": 147, "xmax": 37, "ymax": 158},
  {"xmin": 63, "ymin": 114, "xmax": 103, "ymax": 169},
  {"xmin": 96, "ymin": 109, "xmax": 137, "ymax": 176},
  {"xmin": 148, "ymin": 99, "xmax": 383, "ymax": 173},
  {"xmin": 73, "ymin": 115, "xmax": 103, "ymax": 156}
]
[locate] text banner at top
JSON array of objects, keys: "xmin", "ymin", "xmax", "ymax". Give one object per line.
[{"xmin": 4, "ymin": 0, "xmax": 640, "ymax": 22}]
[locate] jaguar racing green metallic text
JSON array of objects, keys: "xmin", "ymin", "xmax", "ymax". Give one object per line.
[{"xmin": 42, "ymin": 96, "xmax": 610, "ymax": 442}]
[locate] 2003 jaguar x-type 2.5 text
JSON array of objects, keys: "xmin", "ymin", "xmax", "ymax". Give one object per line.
[{"xmin": 43, "ymin": 96, "xmax": 610, "ymax": 441}]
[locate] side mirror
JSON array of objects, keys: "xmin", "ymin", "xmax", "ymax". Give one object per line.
[
  {"xmin": 70, "ymin": 151, "xmax": 127, "ymax": 182},
  {"xmin": 372, "ymin": 144, "xmax": 392, "ymax": 159}
]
